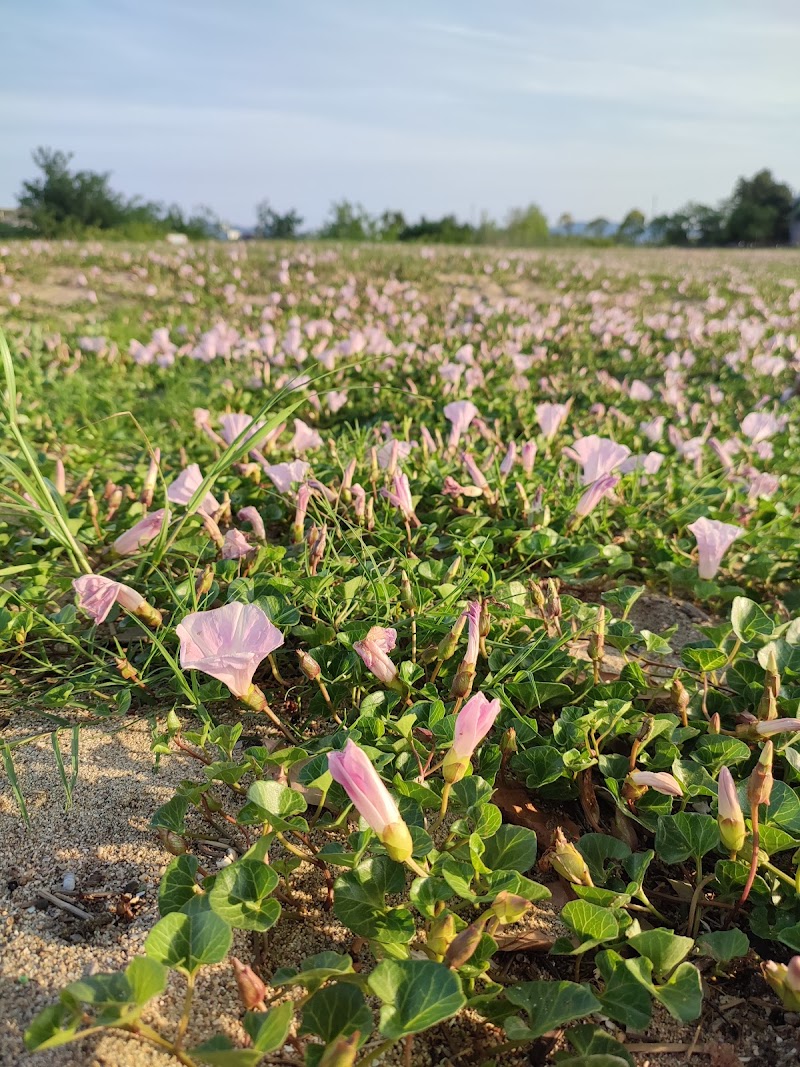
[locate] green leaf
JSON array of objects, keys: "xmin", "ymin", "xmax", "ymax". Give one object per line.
[
  {"xmin": 334, "ymin": 858, "xmax": 414, "ymax": 944},
  {"xmin": 244, "ymin": 1002, "xmax": 295, "ymax": 1052},
  {"xmin": 595, "ymin": 950, "xmax": 653, "ymax": 1030},
  {"xmin": 150, "ymin": 794, "xmax": 189, "ymax": 833},
  {"xmin": 482, "ymin": 824, "xmax": 537, "ymax": 873},
  {"xmin": 730, "ymin": 597, "xmax": 774, "ymax": 643},
  {"xmin": 301, "ymin": 983, "xmax": 373, "ymax": 1044},
  {"xmin": 559, "ymin": 900, "xmax": 620, "ymax": 952},
  {"xmin": 505, "ymin": 980, "xmax": 600, "ymax": 1040},
  {"xmin": 24, "ymin": 1002, "xmax": 82, "ymax": 1051},
  {"xmin": 208, "ymin": 858, "xmax": 281, "ymax": 931},
  {"xmin": 513, "ymin": 745, "xmax": 565, "ymax": 788},
  {"xmin": 272, "ymin": 951, "xmax": 355, "ymax": 993},
  {"xmin": 681, "ymin": 646, "xmax": 729, "ymax": 672},
  {"xmin": 144, "ymin": 910, "xmax": 232, "ymax": 976},
  {"xmin": 125, "ymin": 957, "xmax": 168, "ymax": 1005},
  {"xmin": 696, "ymin": 929, "xmax": 749, "ymax": 964},
  {"xmin": 368, "ymin": 959, "xmax": 466, "ymax": 1039},
  {"xmin": 691, "ymin": 735, "xmax": 751, "ymax": 774},
  {"xmin": 626, "ymin": 957, "xmax": 703, "ymax": 1022},
  {"xmin": 654, "ymin": 813, "xmax": 720, "ymax": 864},
  {"xmin": 159, "ymin": 855, "xmax": 201, "ymax": 916},
  {"xmin": 246, "ymin": 780, "xmax": 307, "ymax": 830},
  {"xmin": 556, "ymin": 1025, "xmax": 634, "ymax": 1067},
  {"xmin": 189, "ymin": 1036, "xmax": 263, "ymax": 1067},
  {"xmin": 575, "ymin": 834, "xmax": 631, "ymax": 886},
  {"xmin": 627, "ymin": 929, "xmax": 693, "ymax": 976}
]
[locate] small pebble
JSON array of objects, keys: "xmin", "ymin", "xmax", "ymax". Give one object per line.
[{"xmin": 62, "ymin": 873, "xmax": 76, "ymax": 892}]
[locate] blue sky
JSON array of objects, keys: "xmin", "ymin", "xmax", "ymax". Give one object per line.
[{"xmin": 1, "ymin": 0, "xmax": 798, "ymax": 227}]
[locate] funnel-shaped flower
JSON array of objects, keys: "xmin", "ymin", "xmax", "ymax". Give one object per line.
[
  {"xmin": 535, "ymin": 402, "xmax": 570, "ymax": 441},
  {"xmin": 627, "ymin": 770, "xmax": 683, "ymax": 797},
  {"xmin": 354, "ymin": 626, "xmax": 398, "ymax": 687},
  {"xmin": 444, "ymin": 400, "xmax": 479, "ymax": 449},
  {"xmin": 573, "ymin": 473, "xmax": 619, "ymax": 518},
  {"xmin": 687, "ymin": 517, "xmax": 741, "ymax": 580},
  {"xmin": 177, "ymin": 601, "xmax": 284, "ymax": 698},
  {"xmin": 564, "ymin": 435, "xmax": 631, "ymax": 485},
  {"xmin": 113, "ymin": 509, "xmax": 167, "ymax": 555},
  {"xmin": 263, "ymin": 460, "xmax": 309, "ymax": 494},
  {"xmin": 167, "ymin": 464, "xmax": 220, "ymax": 517},
  {"xmin": 289, "ymin": 419, "xmax": 323, "ymax": 453},
  {"xmin": 717, "ymin": 767, "xmax": 745, "ymax": 854},
  {"xmin": 237, "ymin": 506, "xmax": 265, "ymax": 540},
  {"xmin": 443, "ymin": 692, "xmax": 502, "ymax": 783},
  {"xmin": 219, "ymin": 413, "xmax": 265, "ymax": 447},
  {"xmin": 741, "ymin": 411, "xmax": 780, "ymax": 443},
  {"xmin": 327, "ymin": 739, "xmax": 412, "ymax": 862},
  {"xmin": 755, "ymin": 717, "xmax": 800, "ymax": 737},
  {"xmin": 221, "ymin": 529, "xmax": 255, "ymax": 560},
  {"xmin": 73, "ymin": 574, "xmax": 161, "ymax": 627},
  {"xmin": 381, "ymin": 472, "xmax": 417, "ymax": 524}
]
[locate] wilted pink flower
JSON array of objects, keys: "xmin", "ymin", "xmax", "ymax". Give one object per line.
[
  {"xmin": 327, "ymin": 740, "xmax": 413, "ymax": 862},
  {"xmin": 263, "ymin": 460, "xmax": 309, "ymax": 494},
  {"xmin": 54, "ymin": 459, "xmax": 66, "ymax": 497},
  {"xmin": 176, "ymin": 601, "xmax": 284, "ymax": 698},
  {"xmin": 443, "ymin": 692, "xmax": 502, "ymax": 784},
  {"xmin": 353, "ymin": 626, "xmax": 399, "ymax": 687},
  {"xmin": 687, "ymin": 517, "xmax": 741, "ymax": 580},
  {"xmin": 351, "ymin": 483, "xmax": 367, "ymax": 521},
  {"xmin": 628, "ymin": 770, "xmax": 683, "ymax": 797},
  {"xmin": 167, "ymin": 464, "xmax": 219, "ymax": 517},
  {"xmin": 222, "ymin": 529, "xmax": 255, "ymax": 560},
  {"xmin": 564, "ymin": 435, "xmax": 631, "ymax": 485},
  {"xmin": 574, "ymin": 473, "xmax": 619, "ymax": 518},
  {"xmin": 113, "ymin": 509, "xmax": 167, "ymax": 555},
  {"xmin": 289, "ymin": 419, "xmax": 323, "ymax": 453},
  {"xmin": 326, "ymin": 390, "xmax": 348, "ymax": 414},
  {"xmin": 461, "ymin": 452, "xmax": 490, "ymax": 491},
  {"xmin": 535, "ymin": 402, "xmax": 570, "ymax": 441},
  {"xmin": 73, "ymin": 574, "xmax": 161, "ymax": 627},
  {"xmin": 464, "ymin": 601, "xmax": 482, "ymax": 668},
  {"xmin": 382, "ymin": 472, "xmax": 418, "ymax": 525},
  {"xmin": 444, "ymin": 400, "xmax": 479, "ymax": 449},
  {"xmin": 293, "ymin": 483, "xmax": 312, "ymax": 542},
  {"xmin": 755, "ymin": 718, "xmax": 800, "ymax": 737},
  {"xmin": 237, "ymin": 506, "xmax": 265, "ymax": 540}
]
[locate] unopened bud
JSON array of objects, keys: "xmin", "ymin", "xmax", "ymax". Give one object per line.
[
  {"xmin": 479, "ymin": 600, "xmax": 491, "ymax": 639},
  {"xmin": 141, "ymin": 448, "xmax": 161, "ymax": 509},
  {"xmin": 230, "ymin": 957, "xmax": 266, "ymax": 1011},
  {"xmin": 202, "ymin": 513, "xmax": 225, "ymax": 548},
  {"xmin": 105, "ymin": 486, "xmax": 123, "ymax": 521},
  {"xmin": 550, "ymin": 827, "xmax": 593, "ymax": 886},
  {"xmin": 672, "ymin": 677, "xmax": 690, "ymax": 726},
  {"xmin": 491, "ymin": 891, "xmax": 529, "ymax": 925},
  {"xmin": 708, "ymin": 713, "xmax": 721, "ymax": 735},
  {"xmin": 444, "ymin": 918, "xmax": 486, "ymax": 970},
  {"xmin": 437, "ymin": 612, "xmax": 467, "ymax": 662},
  {"xmin": 758, "ymin": 652, "xmax": 780, "ymax": 721},
  {"xmin": 318, "ymin": 1032, "xmax": 359, "ymax": 1067},
  {"xmin": 157, "ymin": 827, "xmax": 187, "ymax": 856},
  {"xmin": 195, "ymin": 564, "xmax": 214, "ymax": 597},
  {"xmin": 297, "ymin": 649, "xmax": 321, "ymax": 681},
  {"xmin": 54, "ymin": 458, "xmax": 66, "ymax": 497},
  {"xmin": 450, "ymin": 663, "xmax": 475, "ymax": 701},
  {"xmin": 530, "ymin": 582, "xmax": 546, "ymax": 611},
  {"xmin": 763, "ymin": 957, "xmax": 800, "ymax": 1011},
  {"xmin": 748, "ymin": 741, "xmax": 774, "ymax": 809},
  {"xmin": 444, "ymin": 556, "xmax": 463, "ymax": 583},
  {"xmin": 400, "ymin": 573, "xmax": 414, "ymax": 610},
  {"xmin": 427, "ymin": 912, "xmax": 457, "ymax": 959},
  {"xmin": 500, "ymin": 727, "xmax": 517, "ymax": 760},
  {"xmin": 717, "ymin": 767, "xmax": 746, "ymax": 856},
  {"xmin": 381, "ymin": 820, "xmax": 414, "ymax": 864}
]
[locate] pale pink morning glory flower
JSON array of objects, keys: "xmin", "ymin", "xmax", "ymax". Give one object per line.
[
  {"xmin": 499, "ymin": 442, "xmax": 516, "ymax": 478},
  {"xmin": 461, "ymin": 452, "xmax": 490, "ymax": 491},
  {"xmin": 167, "ymin": 464, "xmax": 219, "ymax": 518},
  {"xmin": 574, "ymin": 473, "xmax": 619, "ymax": 518},
  {"xmin": 263, "ymin": 460, "xmax": 309, "ymax": 494},
  {"xmin": 219, "ymin": 413, "xmax": 265, "ymax": 447},
  {"xmin": 73, "ymin": 574, "xmax": 160, "ymax": 627},
  {"xmin": 443, "ymin": 691, "xmax": 502, "ymax": 783},
  {"xmin": 377, "ymin": 439, "xmax": 416, "ymax": 471},
  {"xmin": 463, "ymin": 601, "xmax": 482, "ymax": 668},
  {"xmin": 289, "ymin": 419, "xmax": 323, "ymax": 453},
  {"xmin": 687, "ymin": 517, "xmax": 742, "ymax": 580},
  {"xmin": 628, "ymin": 380, "xmax": 653, "ymax": 401},
  {"xmin": 176, "ymin": 601, "xmax": 284, "ymax": 698},
  {"xmin": 444, "ymin": 400, "xmax": 479, "ymax": 449},
  {"xmin": 382, "ymin": 472, "xmax": 418, "ymax": 524},
  {"xmin": 755, "ymin": 718, "xmax": 800, "ymax": 737},
  {"xmin": 113, "ymin": 509, "xmax": 167, "ymax": 555},
  {"xmin": 521, "ymin": 441, "xmax": 537, "ymax": 474},
  {"xmin": 741, "ymin": 411, "xmax": 780, "ymax": 443},
  {"xmin": 221, "ymin": 529, "xmax": 255, "ymax": 560},
  {"xmin": 353, "ymin": 626, "xmax": 398, "ymax": 686},
  {"xmin": 747, "ymin": 473, "xmax": 779, "ymax": 500},
  {"xmin": 564, "ymin": 435, "xmax": 631, "ymax": 485},
  {"xmin": 326, "ymin": 390, "xmax": 348, "ymax": 413},
  {"xmin": 535, "ymin": 401, "xmax": 570, "ymax": 441},
  {"xmin": 628, "ymin": 770, "xmax": 683, "ymax": 797},
  {"xmin": 640, "ymin": 416, "xmax": 665, "ymax": 443},
  {"xmin": 327, "ymin": 740, "xmax": 412, "ymax": 861},
  {"xmin": 237, "ymin": 506, "xmax": 265, "ymax": 540},
  {"xmin": 619, "ymin": 452, "xmax": 664, "ymax": 475}
]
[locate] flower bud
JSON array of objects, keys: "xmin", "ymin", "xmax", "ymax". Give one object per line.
[
  {"xmin": 491, "ymin": 891, "xmax": 529, "ymax": 925},
  {"xmin": 437, "ymin": 610, "xmax": 467, "ymax": 662},
  {"xmin": 748, "ymin": 741, "xmax": 774, "ymax": 809},
  {"xmin": 444, "ymin": 918, "xmax": 486, "ymax": 970},
  {"xmin": 297, "ymin": 649, "xmax": 321, "ymax": 681},
  {"xmin": 318, "ymin": 1032, "xmax": 359, "ymax": 1067},
  {"xmin": 717, "ymin": 767, "xmax": 746, "ymax": 855},
  {"xmin": 708, "ymin": 713, "xmax": 721, "ymax": 735},
  {"xmin": 449, "ymin": 663, "xmax": 475, "ymax": 701},
  {"xmin": 763, "ymin": 956, "xmax": 800, "ymax": 1011},
  {"xmin": 400, "ymin": 573, "xmax": 414, "ymax": 611},
  {"xmin": 157, "ymin": 827, "xmax": 187, "ymax": 855},
  {"xmin": 550, "ymin": 827, "xmax": 593, "ymax": 886},
  {"xmin": 672, "ymin": 677, "xmax": 690, "ymax": 726},
  {"xmin": 427, "ymin": 912, "xmax": 457, "ymax": 959},
  {"xmin": 230, "ymin": 957, "xmax": 266, "ymax": 1011},
  {"xmin": 195, "ymin": 565, "xmax": 214, "ymax": 596},
  {"xmin": 500, "ymin": 727, "xmax": 517, "ymax": 760},
  {"xmin": 381, "ymin": 819, "xmax": 414, "ymax": 864}
]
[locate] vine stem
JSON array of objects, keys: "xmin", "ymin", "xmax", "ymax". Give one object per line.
[
  {"xmin": 133, "ymin": 1023, "xmax": 201, "ymax": 1067},
  {"xmin": 358, "ymin": 1037, "xmax": 396, "ymax": 1067},
  {"xmin": 174, "ymin": 972, "xmax": 196, "ymax": 1050}
]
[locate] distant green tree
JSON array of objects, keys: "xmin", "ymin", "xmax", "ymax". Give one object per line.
[
  {"xmin": 557, "ymin": 211, "xmax": 575, "ymax": 236},
  {"xmin": 616, "ymin": 209, "xmax": 646, "ymax": 244},
  {"xmin": 725, "ymin": 169, "xmax": 794, "ymax": 244},
  {"xmin": 584, "ymin": 217, "xmax": 610, "ymax": 239},
  {"xmin": 255, "ymin": 200, "xmax": 303, "ymax": 239},
  {"xmin": 319, "ymin": 200, "xmax": 375, "ymax": 240},
  {"xmin": 18, "ymin": 148, "xmax": 127, "ymax": 235},
  {"xmin": 502, "ymin": 204, "xmax": 549, "ymax": 246},
  {"xmin": 398, "ymin": 215, "xmax": 476, "ymax": 244},
  {"xmin": 375, "ymin": 210, "xmax": 407, "ymax": 241}
]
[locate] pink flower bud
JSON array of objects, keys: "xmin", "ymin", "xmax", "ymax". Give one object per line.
[
  {"xmin": 327, "ymin": 740, "xmax": 412, "ymax": 862},
  {"xmin": 442, "ymin": 692, "xmax": 501, "ymax": 784}
]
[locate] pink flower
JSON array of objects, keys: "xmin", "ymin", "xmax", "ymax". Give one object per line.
[
  {"xmin": 755, "ymin": 718, "xmax": 800, "ymax": 737},
  {"xmin": 619, "ymin": 452, "xmax": 664, "ymax": 475},
  {"xmin": 237, "ymin": 506, "xmax": 265, "ymax": 540},
  {"xmin": 167, "ymin": 464, "xmax": 219, "ymax": 517},
  {"xmin": 263, "ymin": 460, "xmax": 309, "ymax": 494},
  {"xmin": 443, "ymin": 692, "xmax": 502, "ymax": 783},
  {"xmin": 353, "ymin": 626, "xmax": 399, "ymax": 687},
  {"xmin": 381, "ymin": 472, "xmax": 417, "ymax": 524},
  {"xmin": 327, "ymin": 390, "xmax": 348, "ymax": 413},
  {"xmin": 640, "ymin": 416, "xmax": 665, "ymax": 443},
  {"xmin": 628, "ymin": 770, "xmax": 683, "ymax": 797},
  {"xmin": 222, "ymin": 529, "xmax": 255, "ymax": 560},
  {"xmin": 461, "ymin": 452, "xmax": 490, "ymax": 491},
  {"xmin": 176, "ymin": 601, "xmax": 284, "ymax": 698},
  {"xmin": 327, "ymin": 740, "xmax": 412, "ymax": 862},
  {"xmin": 444, "ymin": 400, "xmax": 479, "ymax": 449},
  {"xmin": 535, "ymin": 402, "xmax": 570, "ymax": 441},
  {"xmin": 717, "ymin": 766, "xmax": 745, "ymax": 854},
  {"xmin": 73, "ymin": 574, "xmax": 160, "ymax": 627},
  {"xmin": 747, "ymin": 473, "xmax": 779, "ymax": 500},
  {"xmin": 289, "ymin": 419, "xmax": 323, "ymax": 453},
  {"xmin": 293, "ymin": 483, "xmax": 312, "ymax": 541},
  {"xmin": 741, "ymin": 412, "xmax": 780, "ymax": 443},
  {"xmin": 377, "ymin": 439, "xmax": 416, "ymax": 471},
  {"xmin": 521, "ymin": 441, "xmax": 537, "ymax": 474},
  {"xmin": 574, "ymin": 473, "xmax": 619, "ymax": 518},
  {"xmin": 113, "ymin": 509, "xmax": 167, "ymax": 555},
  {"xmin": 564, "ymin": 435, "xmax": 631, "ymax": 485},
  {"xmin": 464, "ymin": 601, "xmax": 482, "ymax": 667},
  {"xmin": 687, "ymin": 517, "xmax": 742, "ymax": 580},
  {"xmin": 499, "ymin": 442, "xmax": 516, "ymax": 478},
  {"xmin": 219, "ymin": 413, "xmax": 265, "ymax": 447}
]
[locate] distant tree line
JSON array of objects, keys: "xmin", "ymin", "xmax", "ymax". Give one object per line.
[{"xmin": 8, "ymin": 149, "xmax": 799, "ymax": 248}]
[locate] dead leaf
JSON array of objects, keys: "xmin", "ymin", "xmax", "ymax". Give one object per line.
[
  {"xmin": 709, "ymin": 1044, "xmax": 744, "ymax": 1067},
  {"xmin": 494, "ymin": 930, "xmax": 555, "ymax": 953},
  {"xmin": 492, "ymin": 786, "xmax": 581, "ymax": 850}
]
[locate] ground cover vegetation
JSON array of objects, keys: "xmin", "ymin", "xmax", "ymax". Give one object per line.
[{"xmin": 1, "ymin": 238, "xmax": 800, "ymax": 1065}]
